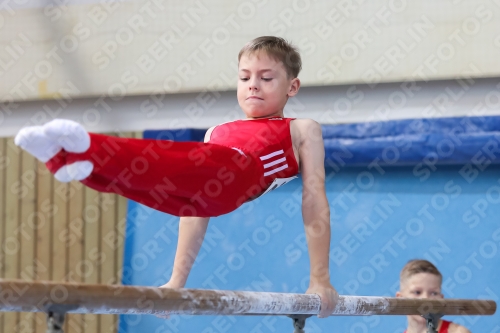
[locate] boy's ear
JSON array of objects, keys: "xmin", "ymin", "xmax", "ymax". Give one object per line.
[
  {"xmin": 288, "ymin": 78, "xmax": 300, "ymax": 97},
  {"xmin": 396, "ymin": 291, "xmax": 402, "ymax": 298}
]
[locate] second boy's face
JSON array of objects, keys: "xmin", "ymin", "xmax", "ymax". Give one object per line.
[
  {"xmin": 397, "ymin": 273, "xmax": 443, "ymax": 323},
  {"xmin": 237, "ymin": 51, "xmax": 299, "ymax": 119},
  {"xmin": 398, "ymin": 272, "xmax": 443, "ymax": 299}
]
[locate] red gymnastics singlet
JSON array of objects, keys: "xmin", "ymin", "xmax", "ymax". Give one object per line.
[{"xmin": 46, "ymin": 117, "xmax": 299, "ymax": 217}]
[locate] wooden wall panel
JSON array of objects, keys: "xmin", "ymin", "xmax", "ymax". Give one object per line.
[
  {"xmin": 52, "ymin": 182, "xmax": 68, "ymax": 282},
  {"xmin": 0, "ymin": 132, "xmax": 140, "ymax": 333},
  {"xmin": 100, "ymin": 191, "xmax": 118, "ymax": 333},
  {"xmin": 66, "ymin": 180, "xmax": 85, "ymax": 333},
  {"xmin": 35, "ymin": 162, "xmax": 53, "ymax": 333},
  {"xmin": 0, "ymin": 138, "xmax": 6, "ymax": 330},
  {"xmin": 83, "ymin": 187, "xmax": 100, "ymax": 332},
  {"xmin": 19, "ymin": 151, "xmax": 36, "ymax": 332},
  {"xmin": 4, "ymin": 139, "xmax": 21, "ymax": 332}
]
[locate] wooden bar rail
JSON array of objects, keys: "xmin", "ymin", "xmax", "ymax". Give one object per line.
[{"xmin": 0, "ymin": 279, "xmax": 496, "ymax": 317}]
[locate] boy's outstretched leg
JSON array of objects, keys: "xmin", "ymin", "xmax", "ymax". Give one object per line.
[{"xmin": 16, "ymin": 119, "xmax": 263, "ymax": 217}]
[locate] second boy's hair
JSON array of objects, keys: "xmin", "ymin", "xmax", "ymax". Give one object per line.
[
  {"xmin": 238, "ymin": 36, "xmax": 302, "ymax": 79},
  {"xmin": 400, "ymin": 259, "xmax": 442, "ymax": 285}
]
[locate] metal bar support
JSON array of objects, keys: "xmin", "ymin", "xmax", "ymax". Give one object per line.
[
  {"xmin": 290, "ymin": 315, "xmax": 311, "ymax": 333},
  {"xmin": 422, "ymin": 313, "xmax": 443, "ymax": 333},
  {"xmin": 46, "ymin": 311, "xmax": 65, "ymax": 333}
]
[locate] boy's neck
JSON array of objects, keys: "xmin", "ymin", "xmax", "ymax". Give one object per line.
[{"xmin": 246, "ymin": 111, "xmax": 285, "ymax": 120}]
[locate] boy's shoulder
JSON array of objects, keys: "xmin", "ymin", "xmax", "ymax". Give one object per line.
[
  {"xmin": 290, "ymin": 118, "xmax": 321, "ymax": 135},
  {"xmin": 290, "ymin": 118, "xmax": 323, "ymax": 143},
  {"xmin": 291, "ymin": 118, "xmax": 320, "ymax": 126}
]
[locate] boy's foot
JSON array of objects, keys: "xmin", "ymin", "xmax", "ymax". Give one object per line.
[
  {"xmin": 43, "ymin": 119, "xmax": 91, "ymax": 153},
  {"xmin": 15, "ymin": 119, "xmax": 94, "ymax": 182},
  {"xmin": 43, "ymin": 119, "xmax": 93, "ymax": 182},
  {"xmin": 14, "ymin": 126, "xmax": 62, "ymax": 162},
  {"xmin": 54, "ymin": 161, "xmax": 94, "ymax": 182}
]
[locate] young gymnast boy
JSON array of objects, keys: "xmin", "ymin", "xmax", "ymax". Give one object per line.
[
  {"xmin": 397, "ymin": 259, "xmax": 471, "ymax": 333},
  {"xmin": 15, "ymin": 36, "xmax": 338, "ymax": 317}
]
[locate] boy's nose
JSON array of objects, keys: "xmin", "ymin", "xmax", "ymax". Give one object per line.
[
  {"xmin": 248, "ymin": 78, "xmax": 259, "ymax": 90},
  {"xmin": 419, "ymin": 292, "xmax": 431, "ymax": 298}
]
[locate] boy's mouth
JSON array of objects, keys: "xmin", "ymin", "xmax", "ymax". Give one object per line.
[{"xmin": 247, "ymin": 96, "xmax": 263, "ymax": 100}]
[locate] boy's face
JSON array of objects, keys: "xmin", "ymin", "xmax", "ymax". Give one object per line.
[
  {"xmin": 396, "ymin": 272, "xmax": 443, "ymax": 324},
  {"xmin": 237, "ymin": 51, "xmax": 300, "ymax": 119},
  {"xmin": 397, "ymin": 272, "xmax": 443, "ymax": 299}
]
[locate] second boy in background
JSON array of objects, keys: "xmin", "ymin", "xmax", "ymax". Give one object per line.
[{"xmin": 397, "ymin": 260, "xmax": 471, "ymax": 333}]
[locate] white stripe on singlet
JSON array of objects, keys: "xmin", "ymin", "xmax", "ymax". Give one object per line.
[
  {"xmin": 260, "ymin": 150, "xmax": 289, "ymax": 177},
  {"xmin": 264, "ymin": 164, "xmax": 288, "ymax": 177},
  {"xmin": 260, "ymin": 150, "xmax": 284, "ymax": 161}
]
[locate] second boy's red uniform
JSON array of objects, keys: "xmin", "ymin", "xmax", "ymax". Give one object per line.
[
  {"xmin": 46, "ymin": 117, "xmax": 299, "ymax": 217},
  {"xmin": 403, "ymin": 320, "xmax": 451, "ymax": 333}
]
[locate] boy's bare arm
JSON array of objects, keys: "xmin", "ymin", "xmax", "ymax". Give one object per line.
[
  {"xmin": 296, "ymin": 119, "xmax": 338, "ymax": 317},
  {"xmin": 161, "ymin": 127, "xmax": 216, "ymax": 288},
  {"xmin": 163, "ymin": 216, "xmax": 210, "ymax": 288}
]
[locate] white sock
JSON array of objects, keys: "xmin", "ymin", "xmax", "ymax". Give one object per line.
[
  {"xmin": 14, "ymin": 126, "xmax": 62, "ymax": 162},
  {"xmin": 54, "ymin": 161, "xmax": 94, "ymax": 182},
  {"xmin": 16, "ymin": 120, "xmax": 94, "ymax": 182},
  {"xmin": 43, "ymin": 119, "xmax": 90, "ymax": 153}
]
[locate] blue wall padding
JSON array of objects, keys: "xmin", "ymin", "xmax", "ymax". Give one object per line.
[
  {"xmin": 144, "ymin": 116, "xmax": 500, "ymax": 167},
  {"xmin": 322, "ymin": 116, "xmax": 500, "ymax": 166},
  {"xmin": 143, "ymin": 128, "xmax": 206, "ymax": 141}
]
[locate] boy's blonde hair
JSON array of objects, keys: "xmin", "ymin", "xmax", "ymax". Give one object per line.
[
  {"xmin": 400, "ymin": 259, "xmax": 443, "ymax": 285},
  {"xmin": 238, "ymin": 36, "xmax": 302, "ymax": 79}
]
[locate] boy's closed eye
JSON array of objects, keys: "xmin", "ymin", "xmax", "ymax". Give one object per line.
[{"xmin": 239, "ymin": 77, "xmax": 273, "ymax": 81}]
